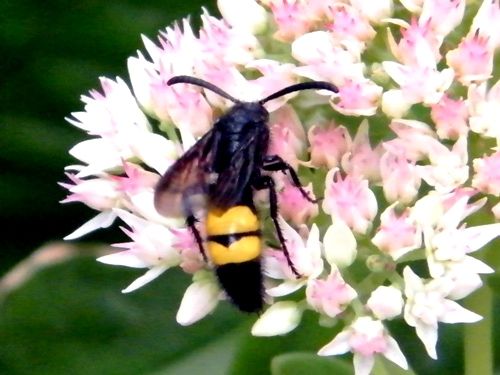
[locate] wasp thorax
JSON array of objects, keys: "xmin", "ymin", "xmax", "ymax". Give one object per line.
[{"xmin": 217, "ymin": 102, "xmax": 269, "ymax": 133}]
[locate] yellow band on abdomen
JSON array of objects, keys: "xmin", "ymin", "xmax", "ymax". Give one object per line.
[
  {"xmin": 208, "ymin": 236, "xmax": 261, "ymax": 265},
  {"xmin": 206, "ymin": 205, "xmax": 259, "ymax": 235}
]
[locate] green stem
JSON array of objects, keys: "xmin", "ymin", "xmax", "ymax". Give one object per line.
[
  {"xmin": 372, "ymin": 356, "xmax": 416, "ymax": 375},
  {"xmin": 159, "ymin": 121, "xmax": 179, "ymax": 144},
  {"xmin": 464, "ymin": 284, "xmax": 493, "ymax": 375}
]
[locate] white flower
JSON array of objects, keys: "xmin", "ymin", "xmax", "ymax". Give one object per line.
[
  {"xmin": 367, "ymin": 285, "xmax": 404, "ymax": 320},
  {"xmin": 251, "ymin": 301, "xmax": 303, "ymax": 336},
  {"xmin": 217, "ymin": 0, "xmax": 267, "ymax": 33},
  {"xmin": 323, "ymin": 218, "xmax": 357, "ymax": 268},
  {"xmin": 97, "ymin": 210, "xmax": 182, "ymax": 293},
  {"xmin": 176, "ymin": 271, "xmax": 221, "ymax": 326},
  {"xmin": 67, "ymin": 77, "xmax": 176, "ymax": 176},
  {"xmin": 403, "ymin": 267, "xmax": 482, "ymax": 359},
  {"xmin": 318, "ymin": 317, "xmax": 408, "ymax": 375},
  {"xmin": 264, "ymin": 221, "xmax": 323, "ymax": 297}
]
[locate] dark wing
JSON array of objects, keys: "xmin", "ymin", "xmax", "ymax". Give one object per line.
[
  {"xmin": 154, "ymin": 131, "xmax": 218, "ymax": 218},
  {"xmin": 210, "ymin": 134, "xmax": 258, "ymax": 208}
]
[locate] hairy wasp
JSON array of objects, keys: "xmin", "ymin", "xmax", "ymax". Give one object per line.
[{"xmin": 154, "ymin": 75, "xmax": 338, "ymax": 312}]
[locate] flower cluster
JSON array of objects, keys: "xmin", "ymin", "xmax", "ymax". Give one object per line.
[{"xmin": 62, "ymin": 0, "xmax": 500, "ymax": 373}]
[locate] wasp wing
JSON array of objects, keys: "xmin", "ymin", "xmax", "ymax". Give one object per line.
[
  {"xmin": 154, "ymin": 131, "xmax": 217, "ymax": 218},
  {"xmin": 210, "ymin": 134, "xmax": 258, "ymax": 208}
]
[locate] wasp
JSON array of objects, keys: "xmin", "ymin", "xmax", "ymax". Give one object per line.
[{"xmin": 154, "ymin": 75, "xmax": 338, "ymax": 312}]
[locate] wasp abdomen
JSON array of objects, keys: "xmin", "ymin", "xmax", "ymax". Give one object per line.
[
  {"xmin": 206, "ymin": 205, "xmax": 261, "ymax": 266},
  {"xmin": 206, "ymin": 205, "xmax": 264, "ymax": 312}
]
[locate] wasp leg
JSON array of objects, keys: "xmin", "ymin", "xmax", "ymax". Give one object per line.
[
  {"xmin": 253, "ymin": 175, "xmax": 301, "ymax": 278},
  {"xmin": 186, "ymin": 215, "xmax": 208, "ymax": 262},
  {"xmin": 262, "ymin": 155, "xmax": 317, "ymax": 203}
]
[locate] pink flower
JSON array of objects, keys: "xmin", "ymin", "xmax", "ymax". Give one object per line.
[
  {"xmin": 307, "ymin": 122, "xmax": 351, "ymax": 169},
  {"xmin": 128, "ymin": 21, "xmax": 199, "ymax": 121},
  {"xmin": 386, "ymin": 119, "xmax": 437, "ymax": 161},
  {"xmin": 113, "ymin": 163, "xmax": 159, "ymax": 196},
  {"xmin": 446, "ymin": 34, "xmax": 493, "ymax": 85},
  {"xmin": 469, "ymin": 0, "xmax": 500, "ymax": 50},
  {"xmin": 111, "ymin": 163, "xmax": 169, "ymax": 224},
  {"xmin": 198, "ymin": 9, "xmax": 261, "ymax": 67},
  {"xmin": 67, "ymin": 77, "xmax": 176, "ymax": 176},
  {"xmin": 372, "ymin": 203, "xmax": 422, "ymax": 260},
  {"xmin": 266, "ymin": 0, "xmax": 324, "ymax": 42},
  {"xmin": 169, "ymin": 227, "xmax": 205, "ymax": 274},
  {"xmin": 60, "ymin": 172, "xmax": 128, "ymax": 240},
  {"xmin": 162, "ymin": 82, "xmax": 214, "ymax": 139},
  {"xmin": 325, "ymin": 4, "xmax": 376, "ymax": 45},
  {"xmin": 472, "ymin": 151, "xmax": 500, "ymax": 195},
  {"xmin": 331, "ymin": 78, "xmax": 382, "ymax": 116},
  {"xmin": 379, "ymin": 149, "xmax": 421, "ymax": 203},
  {"xmin": 417, "ymin": 136, "xmax": 469, "ymax": 193},
  {"xmin": 382, "ymin": 55, "xmax": 454, "ymax": 106},
  {"xmin": 322, "ymin": 169, "xmax": 377, "ymax": 234},
  {"xmin": 97, "ymin": 210, "xmax": 182, "ymax": 293},
  {"xmin": 264, "ymin": 221, "xmax": 323, "ymax": 296},
  {"xmin": 277, "ymin": 176, "xmax": 319, "ymax": 226},
  {"xmin": 319, "ymin": 317, "xmax": 408, "ymax": 375},
  {"xmin": 387, "ymin": 18, "xmax": 441, "ymax": 66},
  {"xmin": 291, "ymin": 28, "xmax": 364, "ymax": 88},
  {"xmin": 341, "ymin": 120, "xmax": 382, "ymax": 182},
  {"xmin": 468, "ymin": 81, "xmax": 500, "ymax": 139},
  {"xmin": 430, "ymin": 94, "xmax": 469, "ymax": 140},
  {"xmin": 420, "ymin": 0, "xmax": 465, "ymax": 38},
  {"xmin": 306, "ymin": 270, "xmax": 357, "ymax": 318},
  {"xmin": 60, "ymin": 173, "xmax": 120, "ymax": 212},
  {"xmin": 245, "ymin": 60, "xmax": 297, "ymax": 110},
  {"xmin": 267, "ymin": 105, "xmax": 306, "ymax": 169}
]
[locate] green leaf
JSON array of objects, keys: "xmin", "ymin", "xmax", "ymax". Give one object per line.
[
  {"xmin": 149, "ymin": 329, "xmax": 243, "ymax": 375},
  {"xmin": 228, "ymin": 310, "xmax": 341, "ymax": 375},
  {"xmin": 0, "ymin": 252, "xmax": 244, "ymax": 375},
  {"xmin": 271, "ymin": 352, "xmax": 353, "ymax": 375}
]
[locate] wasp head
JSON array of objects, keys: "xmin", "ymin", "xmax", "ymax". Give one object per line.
[{"xmin": 217, "ymin": 102, "xmax": 269, "ymax": 134}]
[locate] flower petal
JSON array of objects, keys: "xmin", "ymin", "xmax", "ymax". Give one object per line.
[
  {"xmin": 97, "ymin": 250, "xmax": 148, "ymax": 268},
  {"xmin": 251, "ymin": 301, "xmax": 302, "ymax": 336},
  {"xmin": 440, "ymin": 300, "xmax": 482, "ymax": 324},
  {"xmin": 383, "ymin": 335, "xmax": 408, "ymax": 370},
  {"xmin": 121, "ymin": 265, "xmax": 168, "ymax": 293},
  {"xmin": 318, "ymin": 331, "xmax": 351, "ymax": 356},
  {"xmin": 176, "ymin": 272, "xmax": 221, "ymax": 326},
  {"xmin": 266, "ymin": 280, "xmax": 305, "ymax": 297},
  {"xmin": 64, "ymin": 211, "xmax": 116, "ymax": 240},
  {"xmin": 415, "ymin": 321, "xmax": 438, "ymax": 359},
  {"xmin": 353, "ymin": 353, "xmax": 375, "ymax": 375},
  {"xmin": 323, "ymin": 219, "xmax": 357, "ymax": 268}
]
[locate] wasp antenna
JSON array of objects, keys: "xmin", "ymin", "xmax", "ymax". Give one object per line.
[
  {"xmin": 259, "ymin": 81, "xmax": 338, "ymax": 105},
  {"xmin": 168, "ymin": 75, "xmax": 240, "ymax": 103}
]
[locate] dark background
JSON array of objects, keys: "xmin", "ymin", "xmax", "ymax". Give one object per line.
[{"xmin": 0, "ymin": 0, "xmax": 215, "ymax": 270}]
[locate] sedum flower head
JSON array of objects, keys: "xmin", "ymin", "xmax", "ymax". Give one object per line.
[{"xmin": 62, "ymin": 0, "xmax": 500, "ymax": 373}]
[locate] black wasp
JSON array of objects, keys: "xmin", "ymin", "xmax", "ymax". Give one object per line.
[{"xmin": 154, "ymin": 75, "xmax": 338, "ymax": 312}]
